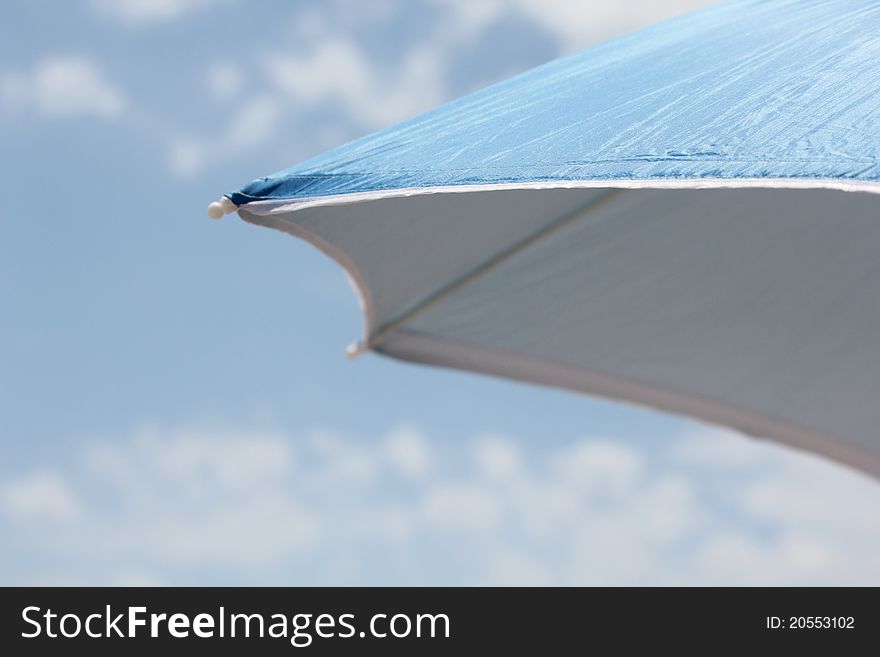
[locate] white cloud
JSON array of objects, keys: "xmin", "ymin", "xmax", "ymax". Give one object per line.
[
  {"xmin": 206, "ymin": 62, "xmax": 244, "ymax": 101},
  {"xmin": 1, "ymin": 56, "xmax": 126, "ymax": 120},
  {"xmin": 383, "ymin": 426, "xmax": 432, "ymax": 479},
  {"xmin": 553, "ymin": 439, "xmax": 644, "ymax": 497},
  {"xmin": 739, "ymin": 455, "xmax": 880, "ymax": 536},
  {"xmin": 224, "ymin": 95, "xmax": 282, "ymax": 148},
  {"xmin": 262, "ymin": 37, "xmax": 446, "ymax": 130},
  {"xmin": 424, "ymin": 0, "xmax": 713, "ymax": 56},
  {"xmin": 1, "ymin": 421, "xmax": 878, "ymax": 585},
  {"xmin": 168, "ymin": 94, "xmax": 282, "ymax": 178},
  {"xmin": 0, "ymin": 471, "xmax": 81, "ymax": 522},
  {"xmin": 423, "ymin": 482, "xmax": 502, "ymax": 534},
  {"xmin": 429, "ymin": 0, "xmax": 504, "ymax": 35},
  {"xmin": 88, "ymin": 0, "xmax": 231, "ymax": 26},
  {"xmin": 307, "ymin": 428, "xmax": 381, "ymax": 485},
  {"xmin": 167, "ymin": 138, "xmax": 205, "ymax": 179},
  {"xmin": 473, "ymin": 434, "xmax": 522, "ymax": 481},
  {"xmin": 169, "ymin": 0, "xmax": 715, "ymax": 179},
  {"xmin": 76, "ymin": 426, "xmax": 320, "ymax": 566},
  {"xmin": 167, "ymin": 0, "xmax": 487, "ymax": 177},
  {"xmin": 672, "ymin": 426, "xmax": 768, "ymax": 469},
  {"xmin": 507, "ymin": 0, "xmax": 713, "ymax": 53}
]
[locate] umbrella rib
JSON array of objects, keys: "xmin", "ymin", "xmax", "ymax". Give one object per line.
[{"xmin": 359, "ymin": 187, "xmax": 625, "ymax": 353}]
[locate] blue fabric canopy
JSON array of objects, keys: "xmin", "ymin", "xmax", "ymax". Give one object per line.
[
  {"xmin": 228, "ymin": 0, "xmax": 880, "ymax": 207},
  {"xmin": 218, "ymin": 0, "xmax": 880, "ymax": 478}
]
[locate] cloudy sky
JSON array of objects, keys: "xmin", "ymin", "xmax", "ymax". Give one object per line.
[{"xmin": 1, "ymin": 0, "xmax": 878, "ymax": 586}]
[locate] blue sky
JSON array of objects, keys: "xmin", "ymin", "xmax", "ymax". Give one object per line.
[{"xmin": 1, "ymin": 0, "xmax": 878, "ymax": 585}]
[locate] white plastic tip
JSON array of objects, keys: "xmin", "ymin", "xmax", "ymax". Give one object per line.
[
  {"xmin": 345, "ymin": 341, "xmax": 367, "ymax": 359},
  {"xmin": 207, "ymin": 197, "xmax": 236, "ymax": 220}
]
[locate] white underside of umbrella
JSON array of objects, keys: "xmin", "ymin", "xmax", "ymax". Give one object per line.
[{"xmin": 232, "ymin": 182, "xmax": 880, "ymax": 477}]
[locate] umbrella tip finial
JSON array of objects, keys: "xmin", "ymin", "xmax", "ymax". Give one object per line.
[
  {"xmin": 346, "ymin": 341, "xmax": 367, "ymax": 360},
  {"xmin": 207, "ymin": 196, "xmax": 236, "ymax": 220}
]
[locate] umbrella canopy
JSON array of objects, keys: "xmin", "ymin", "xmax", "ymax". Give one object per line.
[{"xmin": 212, "ymin": 0, "xmax": 880, "ymax": 477}]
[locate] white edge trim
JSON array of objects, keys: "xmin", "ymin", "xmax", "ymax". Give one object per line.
[
  {"xmin": 379, "ymin": 329, "xmax": 880, "ymax": 480},
  {"xmin": 237, "ymin": 177, "xmax": 880, "ymax": 216}
]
